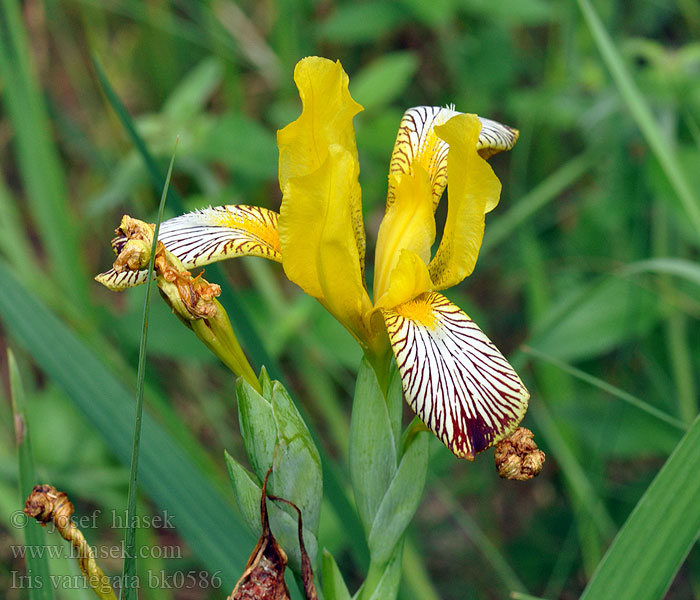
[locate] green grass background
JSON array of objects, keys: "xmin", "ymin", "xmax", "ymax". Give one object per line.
[{"xmin": 1, "ymin": 0, "xmax": 700, "ymax": 599}]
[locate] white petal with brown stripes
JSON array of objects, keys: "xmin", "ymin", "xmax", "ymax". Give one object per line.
[
  {"xmin": 387, "ymin": 106, "xmax": 518, "ymax": 210},
  {"xmin": 97, "ymin": 205, "xmax": 281, "ymax": 290},
  {"xmin": 391, "ymin": 106, "xmax": 519, "ymax": 170},
  {"xmin": 383, "ymin": 291, "xmax": 529, "ymax": 459}
]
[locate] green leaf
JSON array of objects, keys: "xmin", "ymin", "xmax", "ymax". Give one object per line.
[
  {"xmin": 92, "ymin": 55, "xmax": 185, "ymax": 214},
  {"xmin": 386, "ymin": 365, "xmax": 404, "ymax": 458},
  {"xmin": 9, "ymin": 349, "xmax": 54, "ymax": 600},
  {"xmin": 225, "ymin": 452, "xmax": 319, "ymax": 573},
  {"xmin": 237, "ymin": 378, "xmax": 278, "ymax": 483},
  {"xmin": 576, "ymin": 0, "xmax": 700, "ymax": 238},
  {"xmin": 270, "ymin": 382, "xmax": 323, "ymax": 536},
  {"xmin": 367, "ymin": 431, "xmax": 429, "ymax": 566},
  {"xmin": 523, "ymin": 345, "xmax": 687, "ymax": 432},
  {"xmin": 225, "ymin": 451, "xmax": 267, "ymax": 535},
  {"xmin": 363, "ymin": 541, "xmax": 405, "ymax": 600},
  {"xmin": 399, "ymin": 0, "xmax": 455, "ymax": 27},
  {"xmin": 531, "ymin": 277, "xmax": 660, "ymax": 362},
  {"xmin": 0, "ymin": 0, "xmax": 87, "ymax": 308},
  {"xmin": 317, "ymin": 3, "xmax": 405, "ymax": 44},
  {"xmin": 349, "ymin": 359, "xmax": 398, "ymax": 535},
  {"xmin": 580, "ymin": 413, "xmax": 700, "ymax": 600},
  {"xmin": 162, "ymin": 57, "xmax": 224, "ymax": 120},
  {"xmin": 199, "ymin": 113, "xmax": 278, "ymax": 179},
  {"xmin": 321, "ymin": 549, "xmax": 352, "ymax": 600},
  {"xmin": 459, "ymin": 0, "xmax": 553, "ymax": 25},
  {"xmin": 259, "ymin": 366, "xmax": 274, "ymax": 398},
  {"xmin": 350, "ymin": 52, "xmax": 419, "ymax": 112},
  {"xmin": 0, "ymin": 261, "xmax": 256, "ymax": 590},
  {"xmin": 482, "ymin": 152, "xmax": 595, "ymax": 254},
  {"xmin": 620, "ymin": 258, "xmax": 700, "ymax": 288}
]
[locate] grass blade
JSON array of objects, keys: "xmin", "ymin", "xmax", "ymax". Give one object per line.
[
  {"xmin": 576, "ymin": 0, "xmax": 700, "ymax": 239},
  {"xmin": 92, "ymin": 55, "xmax": 185, "ymax": 213},
  {"xmin": 580, "ymin": 413, "xmax": 700, "ymax": 600},
  {"xmin": 0, "ymin": 0, "xmax": 87, "ymax": 307},
  {"xmin": 119, "ymin": 143, "xmax": 176, "ymax": 600},
  {"xmin": 522, "ymin": 345, "xmax": 688, "ymax": 431},
  {"xmin": 434, "ymin": 482, "xmax": 527, "ymax": 595},
  {"xmin": 483, "ymin": 151, "xmax": 594, "ymax": 253},
  {"xmin": 0, "ymin": 260, "xmax": 256, "ymax": 591},
  {"xmin": 620, "ymin": 257, "xmax": 700, "ymax": 288},
  {"xmin": 525, "ymin": 394, "xmax": 616, "ymax": 540},
  {"xmin": 9, "ymin": 348, "xmax": 54, "ymax": 600}
]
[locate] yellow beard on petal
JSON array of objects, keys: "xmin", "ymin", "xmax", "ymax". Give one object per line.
[{"xmin": 394, "ymin": 295, "xmax": 437, "ymax": 329}]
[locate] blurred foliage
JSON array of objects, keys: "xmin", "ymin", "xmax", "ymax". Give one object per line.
[{"xmin": 1, "ymin": 0, "xmax": 699, "ymax": 599}]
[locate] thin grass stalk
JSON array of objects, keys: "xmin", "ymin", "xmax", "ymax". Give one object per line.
[
  {"xmin": 521, "ymin": 346, "xmax": 687, "ymax": 431},
  {"xmin": 576, "ymin": 0, "xmax": 700, "ymax": 239},
  {"xmin": 10, "ymin": 349, "xmax": 54, "ymax": 600},
  {"xmin": 119, "ymin": 146, "xmax": 176, "ymax": 599}
]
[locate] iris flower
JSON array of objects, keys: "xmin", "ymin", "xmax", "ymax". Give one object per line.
[{"xmin": 97, "ymin": 57, "xmax": 529, "ymax": 460}]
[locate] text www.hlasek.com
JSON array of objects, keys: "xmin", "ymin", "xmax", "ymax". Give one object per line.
[{"xmin": 11, "ymin": 542, "xmax": 182, "ymax": 560}]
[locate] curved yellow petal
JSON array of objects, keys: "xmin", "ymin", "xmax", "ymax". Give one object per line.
[
  {"xmin": 374, "ymin": 249, "xmax": 433, "ymax": 312},
  {"xmin": 280, "ymin": 144, "xmax": 372, "ymax": 342},
  {"xmin": 373, "ymin": 164, "xmax": 435, "ymax": 302},
  {"xmin": 387, "ymin": 106, "xmax": 518, "ymax": 211},
  {"xmin": 95, "ymin": 205, "xmax": 281, "ymax": 291},
  {"xmin": 277, "ymin": 57, "xmax": 367, "ymax": 277},
  {"xmin": 428, "ymin": 114, "xmax": 501, "ymax": 290},
  {"xmin": 383, "ymin": 291, "xmax": 529, "ymax": 459}
]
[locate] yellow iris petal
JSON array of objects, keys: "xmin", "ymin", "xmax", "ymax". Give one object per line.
[
  {"xmin": 373, "ymin": 164, "xmax": 436, "ymax": 302},
  {"xmin": 280, "ymin": 144, "xmax": 372, "ymax": 342},
  {"xmin": 428, "ymin": 114, "xmax": 502, "ymax": 290},
  {"xmin": 374, "ymin": 249, "xmax": 433, "ymax": 312},
  {"xmin": 277, "ymin": 56, "xmax": 367, "ymax": 278}
]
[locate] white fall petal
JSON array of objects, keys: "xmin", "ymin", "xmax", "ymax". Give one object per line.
[{"xmin": 383, "ymin": 291, "xmax": 529, "ymax": 459}]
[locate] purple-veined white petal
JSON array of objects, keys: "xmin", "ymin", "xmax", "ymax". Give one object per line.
[
  {"xmin": 383, "ymin": 291, "xmax": 529, "ymax": 459},
  {"xmin": 96, "ymin": 205, "xmax": 281, "ymax": 290}
]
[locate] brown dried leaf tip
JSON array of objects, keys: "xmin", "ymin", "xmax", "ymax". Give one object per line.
[
  {"xmin": 24, "ymin": 485, "xmax": 117, "ymax": 600},
  {"xmin": 494, "ymin": 427, "xmax": 545, "ymax": 481},
  {"xmin": 229, "ymin": 469, "xmax": 318, "ymax": 600}
]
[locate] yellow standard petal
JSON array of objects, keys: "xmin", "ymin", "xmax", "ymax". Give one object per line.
[
  {"xmin": 95, "ymin": 205, "xmax": 281, "ymax": 290},
  {"xmin": 373, "ymin": 164, "xmax": 436, "ymax": 303},
  {"xmin": 277, "ymin": 57, "xmax": 367, "ymax": 280},
  {"xmin": 383, "ymin": 291, "xmax": 529, "ymax": 459},
  {"xmin": 428, "ymin": 114, "xmax": 502, "ymax": 291},
  {"xmin": 281, "ymin": 144, "xmax": 372, "ymax": 342}
]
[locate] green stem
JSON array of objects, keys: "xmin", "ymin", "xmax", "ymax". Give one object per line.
[{"xmin": 191, "ymin": 300, "xmax": 261, "ymax": 393}]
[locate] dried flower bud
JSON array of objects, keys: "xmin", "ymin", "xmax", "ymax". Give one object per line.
[
  {"xmin": 24, "ymin": 485, "xmax": 117, "ymax": 600},
  {"xmin": 156, "ymin": 254, "xmax": 221, "ymax": 321},
  {"xmin": 494, "ymin": 427, "xmax": 545, "ymax": 481},
  {"xmin": 25, "ymin": 484, "xmax": 72, "ymax": 524}
]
